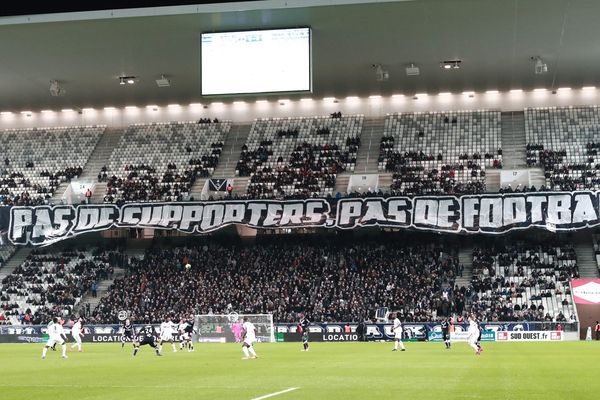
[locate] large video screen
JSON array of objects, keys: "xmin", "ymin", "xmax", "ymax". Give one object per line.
[{"xmin": 201, "ymin": 28, "xmax": 311, "ymax": 95}]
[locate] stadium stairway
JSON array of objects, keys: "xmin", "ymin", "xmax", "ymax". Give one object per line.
[
  {"xmin": 456, "ymin": 244, "xmax": 474, "ymax": 289},
  {"xmin": 89, "ymin": 182, "xmax": 107, "ymax": 203},
  {"xmin": 79, "ymin": 127, "xmax": 123, "ymax": 181},
  {"xmin": 211, "ymin": 123, "xmax": 253, "ymax": 179},
  {"xmin": 0, "ymin": 247, "xmax": 32, "ymax": 281},
  {"xmin": 49, "ymin": 181, "xmax": 71, "ymax": 205},
  {"xmin": 187, "ymin": 178, "xmax": 207, "ymax": 201},
  {"xmin": 529, "ymin": 167, "xmax": 546, "ymax": 188},
  {"xmin": 51, "ymin": 128, "xmax": 123, "ymax": 204},
  {"xmin": 485, "ymin": 170, "xmax": 501, "ymax": 193},
  {"xmin": 377, "ymin": 173, "xmax": 393, "ymax": 192},
  {"xmin": 334, "ymin": 173, "xmax": 351, "ymax": 194},
  {"xmin": 232, "ymin": 176, "xmax": 250, "ymax": 196},
  {"xmin": 574, "ymin": 231, "xmax": 599, "ymax": 278},
  {"xmin": 354, "ymin": 117, "xmax": 385, "ymax": 174},
  {"xmin": 74, "ymin": 265, "xmax": 126, "ymax": 317},
  {"xmin": 500, "ymin": 111, "xmax": 527, "ymax": 169}
]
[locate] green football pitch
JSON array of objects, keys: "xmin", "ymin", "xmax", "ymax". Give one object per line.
[{"xmin": 0, "ymin": 342, "xmax": 598, "ymax": 400}]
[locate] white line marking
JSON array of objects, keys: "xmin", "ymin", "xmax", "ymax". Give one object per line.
[
  {"xmin": 251, "ymin": 387, "xmax": 299, "ymax": 400},
  {"xmin": 0, "ymin": 384, "xmax": 242, "ymax": 389}
]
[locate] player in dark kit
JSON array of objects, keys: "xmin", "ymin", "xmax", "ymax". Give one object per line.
[
  {"xmin": 299, "ymin": 312, "xmax": 311, "ymax": 352},
  {"xmin": 133, "ymin": 324, "xmax": 161, "ymax": 356},
  {"xmin": 441, "ymin": 318, "xmax": 451, "ymax": 349},
  {"xmin": 476, "ymin": 320, "xmax": 483, "ymax": 353},
  {"xmin": 121, "ymin": 319, "xmax": 136, "ymax": 349},
  {"xmin": 184, "ymin": 318, "xmax": 195, "ymax": 351},
  {"xmin": 178, "ymin": 316, "xmax": 196, "ymax": 352}
]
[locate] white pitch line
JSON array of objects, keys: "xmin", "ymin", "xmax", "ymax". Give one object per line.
[
  {"xmin": 0, "ymin": 384, "xmax": 242, "ymax": 389},
  {"xmin": 251, "ymin": 387, "xmax": 299, "ymax": 400}
]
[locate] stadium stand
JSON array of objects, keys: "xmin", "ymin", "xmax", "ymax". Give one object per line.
[
  {"xmin": 0, "ymin": 246, "xmax": 123, "ymax": 325},
  {"xmin": 379, "ymin": 111, "xmax": 502, "ymax": 195},
  {"xmin": 469, "ymin": 241, "xmax": 579, "ymax": 322},
  {"xmin": 235, "ymin": 114, "xmax": 363, "ymax": 198},
  {"xmin": 0, "ymin": 244, "xmax": 16, "ymax": 270},
  {"xmin": 0, "ymin": 126, "xmax": 104, "ymax": 206},
  {"xmin": 525, "ymin": 106, "xmax": 600, "ymax": 191},
  {"xmin": 102, "ymin": 121, "xmax": 230, "ymax": 204},
  {"xmin": 91, "ymin": 236, "xmax": 462, "ymax": 323},
  {"xmin": 593, "ymin": 233, "xmax": 600, "ymax": 271}
]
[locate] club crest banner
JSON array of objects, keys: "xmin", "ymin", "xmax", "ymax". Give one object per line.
[{"xmin": 7, "ymin": 191, "xmax": 600, "ymax": 246}]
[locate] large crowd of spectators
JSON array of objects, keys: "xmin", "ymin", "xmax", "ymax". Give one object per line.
[
  {"xmin": 379, "ymin": 144, "xmax": 501, "ymax": 196},
  {"xmin": 103, "ymin": 155, "xmax": 220, "ymax": 204},
  {"xmin": 0, "ymin": 165, "xmax": 84, "ymax": 206},
  {"xmin": 468, "ymin": 242, "xmax": 579, "ymax": 322},
  {"xmin": 526, "ymin": 145, "xmax": 600, "ymax": 191},
  {"xmin": 237, "ymin": 140, "xmax": 358, "ymax": 199},
  {"xmin": 91, "ymin": 236, "xmax": 461, "ymax": 324},
  {"xmin": 0, "ymin": 246, "xmax": 125, "ymax": 325}
]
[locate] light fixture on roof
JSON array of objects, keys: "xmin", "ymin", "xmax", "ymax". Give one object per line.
[
  {"xmin": 582, "ymin": 86, "xmax": 596, "ymax": 91},
  {"xmin": 372, "ymin": 64, "xmax": 389, "ymax": 82},
  {"xmin": 119, "ymin": 76, "xmax": 137, "ymax": 85},
  {"xmin": 155, "ymin": 75, "xmax": 171, "ymax": 88},
  {"xmin": 531, "ymin": 56, "xmax": 548, "ymax": 74},
  {"xmin": 405, "ymin": 63, "xmax": 420, "ymax": 76},
  {"xmin": 49, "ymin": 80, "xmax": 66, "ymax": 97},
  {"xmin": 440, "ymin": 60, "xmax": 462, "ymax": 70}
]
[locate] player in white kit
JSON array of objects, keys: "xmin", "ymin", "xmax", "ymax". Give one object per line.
[
  {"xmin": 42, "ymin": 317, "xmax": 68, "ymax": 359},
  {"xmin": 159, "ymin": 316, "xmax": 177, "ymax": 353},
  {"xmin": 241, "ymin": 317, "xmax": 258, "ymax": 360},
  {"xmin": 390, "ymin": 313, "xmax": 406, "ymax": 352},
  {"xmin": 70, "ymin": 317, "xmax": 85, "ymax": 352},
  {"xmin": 467, "ymin": 314, "xmax": 482, "ymax": 355}
]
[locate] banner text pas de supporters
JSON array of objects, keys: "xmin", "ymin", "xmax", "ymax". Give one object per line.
[{"xmin": 8, "ymin": 191, "xmax": 600, "ymax": 246}]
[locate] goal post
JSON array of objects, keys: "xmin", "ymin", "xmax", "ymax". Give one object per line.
[{"xmin": 195, "ymin": 313, "xmax": 275, "ymax": 343}]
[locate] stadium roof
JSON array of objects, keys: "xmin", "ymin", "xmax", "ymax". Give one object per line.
[{"xmin": 0, "ymin": 0, "xmax": 598, "ymax": 110}]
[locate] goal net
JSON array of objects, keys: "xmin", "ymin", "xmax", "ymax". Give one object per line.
[{"xmin": 195, "ymin": 313, "xmax": 275, "ymax": 343}]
